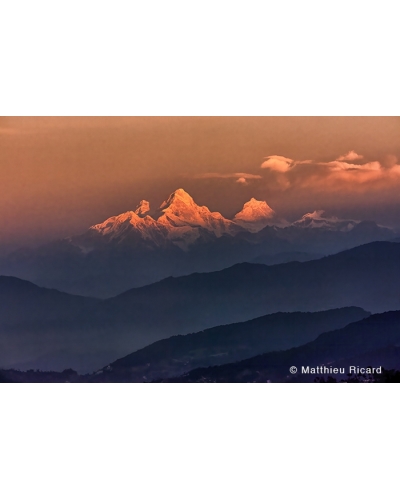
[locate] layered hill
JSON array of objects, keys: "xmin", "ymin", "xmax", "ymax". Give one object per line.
[
  {"xmin": 0, "ymin": 277, "xmax": 104, "ymax": 373},
  {"xmin": 1, "ymin": 241, "xmax": 400, "ymax": 373},
  {"xmin": 99, "ymin": 241, "xmax": 400, "ymax": 332},
  {"xmin": 90, "ymin": 308, "xmax": 370, "ymax": 382},
  {"xmin": 251, "ymin": 251, "xmax": 324, "ymax": 265},
  {"xmin": 164, "ymin": 310, "xmax": 400, "ymax": 383},
  {"xmin": 0, "ymin": 275, "xmax": 98, "ymax": 324}
]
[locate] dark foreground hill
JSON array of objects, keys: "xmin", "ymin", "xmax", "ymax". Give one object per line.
[
  {"xmin": 90, "ymin": 308, "xmax": 369, "ymax": 382},
  {"xmin": 3, "ymin": 310, "xmax": 400, "ymax": 383},
  {"xmin": 163, "ymin": 310, "xmax": 400, "ymax": 382}
]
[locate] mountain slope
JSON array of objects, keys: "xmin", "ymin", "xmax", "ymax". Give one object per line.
[
  {"xmin": 90, "ymin": 307, "xmax": 370, "ymax": 382},
  {"xmin": 0, "ymin": 275, "xmax": 98, "ymax": 324},
  {"xmin": 165, "ymin": 310, "xmax": 400, "ymax": 382},
  {"xmin": 251, "ymin": 251, "xmax": 324, "ymax": 265},
  {"xmin": 102, "ymin": 241, "xmax": 400, "ymax": 332},
  {"xmin": 0, "ymin": 276, "xmax": 101, "ymax": 372},
  {"xmin": 1, "ymin": 241, "xmax": 400, "ymax": 373}
]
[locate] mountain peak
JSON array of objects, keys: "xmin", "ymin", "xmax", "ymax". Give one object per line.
[
  {"xmin": 235, "ymin": 198, "xmax": 275, "ymax": 218},
  {"xmin": 153, "ymin": 188, "xmax": 240, "ymax": 247},
  {"xmin": 89, "ymin": 188, "xmax": 282, "ymax": 251},
  {"xmin": 293, "ymin": 210, "xmax": 359, "ymax": 231},
  {"xmin": 159, "ymin": 188, "xmax": 195, "ymax": 211},
  {"xmin": 134, "ymin": 200, "xmax": 151, "ymax": 217},
  {"xmin": 297, "ymin": 210, "xmax": 327, "ymax": 221},
  {"xmin": 174, "ymin": 188, "xmax": 192, "ymax": 198},
  {"xmin": 233, "ymin": 198, "xmax": 276, "ymax": 232}
]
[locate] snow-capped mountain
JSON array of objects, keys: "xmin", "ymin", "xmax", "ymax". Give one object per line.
[
  {"xmin": 90, "ymin": 208, "xmax": 166, "ymax": 247},
  {"xmin": 83, "ymin": 189, "xmax": 391, "ymax": 250},
  {"xmin": 90, "ymin": 188, "xmax": 242, "ymax": 250},
  {"xmin": 154, "ymin": 189, "xmax": 240, "ymax": 248},
  {"xmin": 233, "ymin": 198, "xmax": 277, "ymax": 232},
  {"xmin": 293, "ymin": 210, "xmax": 359, "ymax": 231},
  {"xmin": 0, "ymin": 187, "xmax": 395, "ymax": 298}
]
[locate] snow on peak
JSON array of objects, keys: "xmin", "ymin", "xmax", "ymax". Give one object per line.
[
  {"xmin": 84, "ymin": 189, "xmax": 368, "ymax": 251},
  {"xmin": 234, "ymin": 198, "xmax": 275, "ymax": 222},
  {"xmin": 293, "ymin": 210, "xmax": 359, "ymax": 231},
  {"xmin": 159, "ymin": 188, "xmax": 196, "ymax": 213},
  {"xmin": 155, "ymin": 189, "xmax": 239, "ymax": 247},
  {"xmin": 134, "ymin": 200, "xmax": 151, "ymax": 216},
  {"xmin": 90, "ymin": 188, "xmax": 241, "ymax": 251},
  {"xmin": 296, "ymin": 210, "xmax": 329, "ymax": 223},
  {"xmin": 233, "ymin": 198, "xmax": 276, "ymax": 232}
]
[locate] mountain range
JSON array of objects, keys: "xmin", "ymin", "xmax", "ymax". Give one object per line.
[
  {"xmin": 1, "ymin": 241, "xmax": 400, "ymax": 373},
  {"xmin": 0, "ymin": 187, "xmax": 399, "ymax": 378},
  {"xmin": 90, "ymin": 308, "xmax": 369, "ymax": 382},
  {"xmin": 164, "ymin": 310, "xmax": 400, "ymax": 383},
  {"xmin": 0, "ymin": 189, "xmax": 395, "ymax": 297}
]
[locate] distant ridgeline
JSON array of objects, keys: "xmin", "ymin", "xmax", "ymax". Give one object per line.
[
  {"xmin": 0, "ymin": 188, "xmax": 395, "ymax": 298},
  {"xmin": 1, "ymin": 242, "xmax": 400, "ymax": 374},
  {"xmin": 2, "ymin": 310, "xmax": 400, "ymax": 383},
  {"xmin": 160, "ymin": 311, "xmax": 400, "ymax": 383}
]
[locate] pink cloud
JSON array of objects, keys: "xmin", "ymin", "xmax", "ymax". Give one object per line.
[
  {"xmin": 335, "ymin": 150, "xmax": 364, "ymax": 161},
  {"xmin": 236, "ymin": 177, "xmax": 247, "ymax": 184},
  {"xmin": 326, "ymin": 160, "xmax": 381, "ymax": 172},
  {"xmin": 261, "ymin": 155, "xmax": 293, "ymax": 172},
  {"xmin": 194, "ymin": 172, "xmax": 262, "ymax": 180},
  {"xmin": 259, "ymin": 151, "xmax": 400, "ymax": 192}
]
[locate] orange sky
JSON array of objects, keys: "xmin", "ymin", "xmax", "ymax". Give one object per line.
[{"xmin": 1, "ymin": 116, "xmax": 400, "ymax": 251}]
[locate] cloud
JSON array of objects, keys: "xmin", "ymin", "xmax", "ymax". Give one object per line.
[
  {"xmin": 326, "ymin": 160, "xmax": 381, "ymax": 172},
  {"xmin": 194, "ymin": 172, "xmax": 262, "ymax": 180},
  {"xmin": 335, "ymin": 150, "xmax": 364, "ymax": 161},
  {"xmin": 381, "ymin": 154, "xmax": 398, "ymax": 169},
  {"xmin": 261, "ymin": 155, "xmax": 293, "ymax": 172},
  {"xmin": 236, "ymin": 177, "xmax": 247, "ymax": 184},
  {"xmin": 259, "ymin": 150, "xmax": 400, "ymax": 193},
  {"xmin": 236, "ymin": 173, "xmax": 262, "ymax": 179}
]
